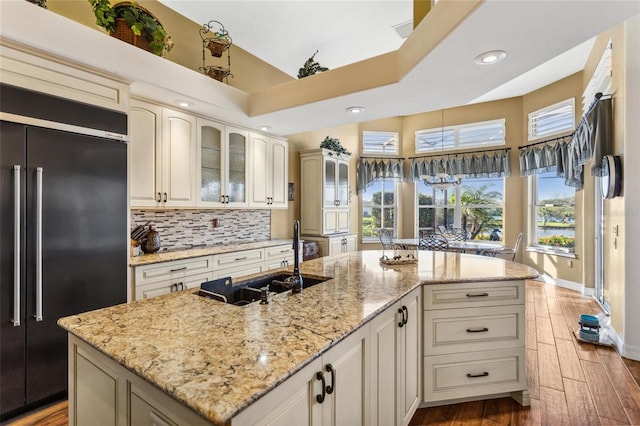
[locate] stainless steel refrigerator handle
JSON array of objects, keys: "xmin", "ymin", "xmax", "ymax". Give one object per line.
[
  {"xmin": 35, "ymin": 167, "xmax": 43, "ymax": 322},
  {"xmin": 13, "ymin": 165, "xmax": 21, "ymax": 327}
]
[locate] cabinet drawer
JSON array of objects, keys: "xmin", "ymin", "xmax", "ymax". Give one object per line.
[
  {"xmin": 212, "ymin": 264, "xmax": 264, "ymax": 280},
  {"xmin": 424, "ymin": 305, "xmax": 524, "ymax": 355},
  {"xmin": 213, "ymin": 248, "xmax": 264, "ymax": 269},
  {"xmin": 135, "ymin": 271, "xmax": 212, "ymax": 300},
  {"xmin": 134, "ymin": 256, "xmax": 213, "ymax": 286},
  {"xmin": 424, "ymin": 348, "xmax": 526, "ymax": 403},
  {"xmin": 265, "ymin": 245, "xmax": 294, "ymax": 261},
  {"xmin": 265, "ymin": 257, "xmax": 294, "ymax": 271},
  {"xmin": 423, "ymin": 281, "xmax": 524, "ymax": 310}
]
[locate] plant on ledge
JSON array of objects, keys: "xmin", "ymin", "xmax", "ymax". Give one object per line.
[
  {"xmin": 88, "ymin": 0, "xmax": 173, "ymax": 56},
  {"xmin": 320, "ymin": 136, "xmax": 350, "ymax": 155}
]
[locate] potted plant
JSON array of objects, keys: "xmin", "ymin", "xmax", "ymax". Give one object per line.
[{"xmin": 88, "ymin": 0, "xmax": 173, "ymax": 56}]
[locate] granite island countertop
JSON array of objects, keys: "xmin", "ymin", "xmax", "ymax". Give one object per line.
[
  {"xmin": 129, "ymin": 239, "xmax": 295, "ymax": 266},
  {"xmin": 59, "ymin": 250, "xmax": 538, "ymax": 425}
]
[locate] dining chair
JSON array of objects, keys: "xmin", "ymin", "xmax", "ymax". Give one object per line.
[
  {"xmin": 379, "ymin": 229, "xmax": 400, "ymax": 251},
  {"xmin": 442, "ymin": 227, "xmax": 467, "ymax": 242},
  {"xmin": 495, "ymin": 232, "xmax": 523, "ymax": 261},
  {"xmin": 418, "ymin": 234, "xmax": 449, "ymax": 251}
]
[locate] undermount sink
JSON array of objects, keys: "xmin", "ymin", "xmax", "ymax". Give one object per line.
[{"xmin": 197, "ymin": 273, "xmax": 331, "ymax": 307}]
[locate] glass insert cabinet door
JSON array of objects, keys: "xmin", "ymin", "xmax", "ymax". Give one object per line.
[
  {"xmin": 337, "ymin": 161, "xmax": 349, "ymax": 206},
  {"xmin": 324, "ymin": 158, "xmax": 336, "ymax": 207},
  {"xmin": 227, "ymin": 130, "xmax": 246, "ymax": 203},
  {"xmin": 200, "ymin": 123, "xmax": 222, "ymax": 203}
]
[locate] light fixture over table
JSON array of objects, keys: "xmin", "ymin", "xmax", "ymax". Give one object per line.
[{"xmin": 423, "ymin": 109, "xmax": 462, "ymax": 191}]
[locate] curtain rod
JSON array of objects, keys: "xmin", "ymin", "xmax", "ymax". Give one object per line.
[
  {"xmin": 518, "ymin": 134, "xmax": 572, "ymax": 150},
  {"xmin": 359, "ymin": 156, "xmax": 405, "ymax": 160},
  {"xmin": 408, "ymin": 147, "xmax": 510, "ymax": 160},
  {"xmin": 518, "ymin": 92, "xmax": 612, "ymax": 150}
]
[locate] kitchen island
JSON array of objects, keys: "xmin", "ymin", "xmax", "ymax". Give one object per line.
[{"xmin": 59, "ymin": 251, "xmax": 538, "ymax": 425}]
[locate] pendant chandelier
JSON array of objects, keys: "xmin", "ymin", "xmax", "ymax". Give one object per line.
[{"xmin": 423, "ymin": 109, "xmax": 463, "ymax": 191}]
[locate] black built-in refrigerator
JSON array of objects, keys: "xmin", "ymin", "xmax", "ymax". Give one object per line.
[{"xmin": 0, "ymin": 84, "xmax": 128, "ymax": 419}]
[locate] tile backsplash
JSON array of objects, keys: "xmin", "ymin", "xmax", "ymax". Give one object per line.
[{"xmin": 131, "ymin": 209, "xmax": 271, "ymax": 250}]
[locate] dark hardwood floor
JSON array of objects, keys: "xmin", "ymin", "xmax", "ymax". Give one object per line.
[{"xmin": 7, "ymin": 280, "xmax": 640, "ymax": 426}]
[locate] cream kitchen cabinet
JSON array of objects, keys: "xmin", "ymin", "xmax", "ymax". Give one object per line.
[
  {"xmin": 301, "ymin": 233, "xmax": 357, "ymax": 257},
  {"xmin": 211, "ymin": 248, "xmax": 265, "ymax": 280},
  {"xmin": 300, "ymin": 149, "xmax": 351, "ymax": 235},
  {"xmin": 422, "ymin": 281, "xmax": 528, "ymax": 405},
  {"xmin": 248, "ymin": 133, "xmax": 288, "ymax": 209},
  {"xmin": 133, "ymin": 256, "xmax": 213, "ymax": 301},
  {"xmin": 197, "ymin": 119, "xmax": 249, "ymax": 208},
  {"xmin": 370, "ymin": 288, "xmax": 421, "ymax": 426},
  {"xmin": 264, "ymin": 244, "xmax": 295, "ymax": 270},
  {"xmin": 233, "ymin": 324, "xmax": 370, "ymax": 426},
  {"xmin": 129, "ymin": 99, "xmax": 197, "ymax": 207}
]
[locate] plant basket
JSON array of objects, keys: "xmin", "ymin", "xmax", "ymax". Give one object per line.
[
  {"xmin": 204, "ymin": 66, "xmax": 231, "ymax": 82},
  {"xmin": 205, "ymin": 38, "xmax": 231, "ymax": 57},
  {"xmin": 111, "ymin": 17, "xmax": 152, "ymax": 53}
]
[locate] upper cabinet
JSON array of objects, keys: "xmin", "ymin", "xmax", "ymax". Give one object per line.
[
  {"xmin": 197, "ymin": 119, "xmax": 249, "ymax": 208},
  {"xmin": 249, "ymin": 133, "xmax": 288, "ymax": 209},
  {"xmin": 301, "ymin": 149, "xmax": 351, "ymax": 235},
  {"xmin": 129, "ymin": 99, "xmax": 287, "ymax": 209},
  {"xmin": 129, "ymin": 100, "xmax": 197, "ymax": 207}
]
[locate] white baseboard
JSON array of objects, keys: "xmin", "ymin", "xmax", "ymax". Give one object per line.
[
  {"xmin": 538, "ymin": 274, "xmax": 593, "ymax": 296},
  {"xmin": 621, "ymin": 342, "xmax": 640, "ymax": 361}
]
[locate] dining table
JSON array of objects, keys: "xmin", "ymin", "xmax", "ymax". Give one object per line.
[{"xmin": 393, "ymin": 238, "xmax": 505, "ymax": 256}]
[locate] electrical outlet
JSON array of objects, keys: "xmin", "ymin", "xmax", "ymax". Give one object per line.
[{"xmin": 567, "ymin": 259, "xmax": 573, "ymax": 268}]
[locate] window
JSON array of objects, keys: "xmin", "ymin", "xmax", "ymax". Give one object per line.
[
  {"xmin": 361, "ymin": 179, "xmax": 397, "ymax": 241},
  {"xmin": 362, "ymin": 131, "xmax": 399, "ymax": 155},
  {"xmin": 528, "ymin": 98, "xmax": 574, "ymax": 141},
  {"xmin": 533, "ymin": 171, "xmax": 575, "ymax": 252},
  {"xmin": 416, "ymin": 177, "xmax": 504, "ymax": 240},
  {"xmin": 415, "ymin": 119, "xmax": 505, "ymax": 153}
]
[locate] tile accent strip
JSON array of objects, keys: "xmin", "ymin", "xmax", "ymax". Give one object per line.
[{"xmin": 131, "ymin": 209, "xmax": 271, "ymax": 250}]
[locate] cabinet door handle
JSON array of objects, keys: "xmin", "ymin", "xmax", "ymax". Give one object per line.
[
  {"xmin": 398, "ymin": 308, "xmax": 405, "ymax": 328},
  {"xmin": 226, "ymin": 195, "xmax": 230, "ymax": 204},
  {"xmin": 35, "ymin": 167, "xmax": 43, "ymax": 322},
  {"xmin": 467, "ymin": 372, "xmax": 489, "ymax": 378},
  {"xmin": 325, "ymin": 364, "xmax": 335, "ymax": 395},
  {"xmin": 235, "ymin": 256, "xmax": 247, "ymax": 261},
  {"xmin": 170, "ymin": 267, "xmax": 187, "ymax": 272},
  {"xmin": 163, "ymin": 192, "xmax": 168, "ymax": 202},
  {"xmin": 336, "ymin": 200, "xmax": 340, "ymax": 206},
  {"xmin": 179, "ymin": 282, "xmax": 184, "ymax": 291},
  {"xmin": 12, "ymin": 165, "xmax": 21, "ymax": 327},
  {"xmin": 316, "ymin": 371, "xmax": 326, "ymax": 403},
  {"xmin": 402, "ymin": 305, "xmax": 408, "ymax": 325},
  {"xmin": 157, "ymin": 192, "xmax": 162, "ymax": 202},
  {"xmin": 466, "ymin": 292, "xmax": 489, "ymax": 298},
  {"xmin": 466, "ymin": 327, "xmax": 489, "ymax": 333}
]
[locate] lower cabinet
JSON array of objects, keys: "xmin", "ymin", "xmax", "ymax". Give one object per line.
[
  {"xmin": 301, "ymin": 233, "xmax": 357, "ymax": 257},
  {"xmin": 370, "ymin": 288, "xmax": 421, "ymax": 426},
  {"xmin": 422, "ymin": 281, "xmax": 528, "ymax": 406},
  {"xmin": 69, "ymin": 335, "xmax": 211, "ymax": 426},
  {"xmin": 233, "ymin": 324, "xmax": 370, "ymax": 426}
]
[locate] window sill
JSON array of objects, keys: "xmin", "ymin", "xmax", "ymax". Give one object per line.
[{"xmin": 525, "ymin": 246, "xmax": 577, "ymax": 259}]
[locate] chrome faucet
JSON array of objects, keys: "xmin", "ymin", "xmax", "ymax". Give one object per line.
[{"xmin": 284, "ymin": 220, "xmax": 303, "ymax": 293}]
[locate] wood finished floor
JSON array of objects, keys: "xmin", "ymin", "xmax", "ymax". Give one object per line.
[{"xmin": 7, "ymin": 281, "xmax": 640, "ymax": 426}]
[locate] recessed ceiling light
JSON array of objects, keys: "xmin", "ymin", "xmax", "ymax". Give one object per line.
[
  {"xmin": 474, "ymin": 50, "xmax": 507, "ymax": 65},
  {"xmin": 259, "ymin": 125, "xmax": 271, "ymax": 131},
  {"xmin": 176, "ymin": 100, "xmax": 193, "ymax": 108},
  {"xmin": 346, "ymin": 106, "xmax": 365, "ymax": 114}
]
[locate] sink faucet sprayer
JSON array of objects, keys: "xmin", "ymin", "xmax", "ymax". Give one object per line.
[{"xmin": 288, "ymin": 220, "xmax": 303, "ymax": 293}]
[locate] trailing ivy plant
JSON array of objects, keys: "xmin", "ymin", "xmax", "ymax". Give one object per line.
[
  {"xmin": 88, "ymin": 0, "xmax": 173, "ymax": 56},
  {"xmin": 298, "ymin": 50, "xmax": 329, "ymax": 79}
]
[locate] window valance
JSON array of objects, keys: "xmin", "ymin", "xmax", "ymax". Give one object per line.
[
  {"xmin": 356, "ymin": 157, "xmax": 404, "ymax": 194},
  {"xmin": 519, "ymin": 95, "xmax": 613, "ymax": 189},
  {"xmin": 409, "ymin": 148, "xmax": 511, "ymax": 181}
]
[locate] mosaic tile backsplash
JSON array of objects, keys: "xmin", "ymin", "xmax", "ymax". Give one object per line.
[{"xmin": 131, "ymin": 209, "xmax": 271, "ymax": 250}]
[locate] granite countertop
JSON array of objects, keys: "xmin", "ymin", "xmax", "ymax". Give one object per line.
[
  {"xmin": 129, "ymin": 239, "xmax": 295, "ymax": 266},
  {"xmin": 60, "ymin": 251, "xmax": 538, "ymax": 425}
]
